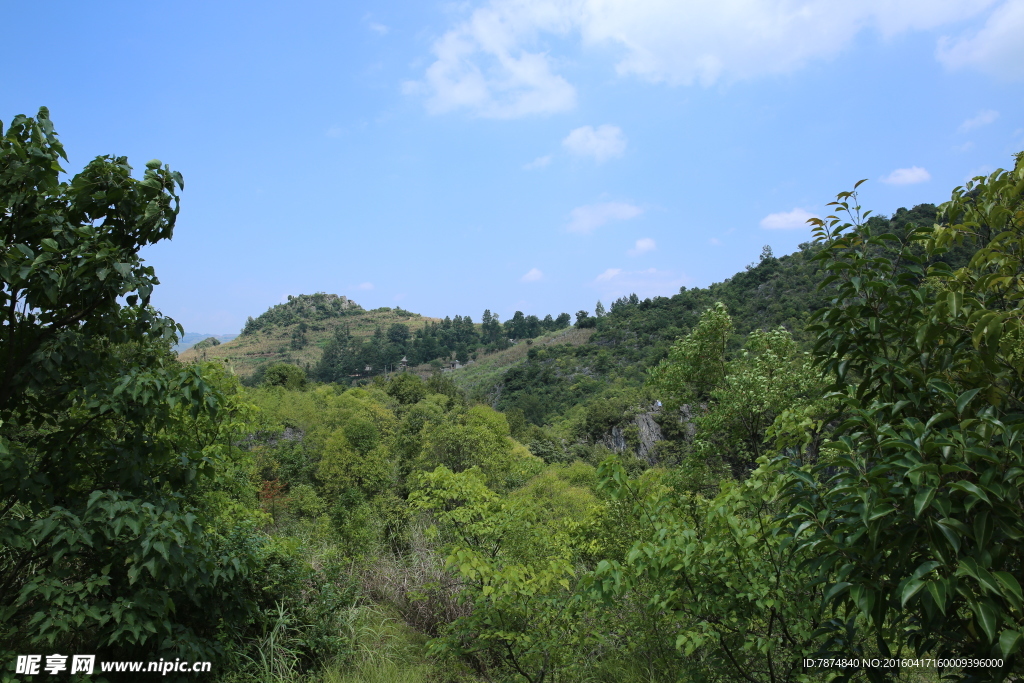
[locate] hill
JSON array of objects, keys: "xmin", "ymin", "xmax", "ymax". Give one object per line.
[
  {"xmin": 182, "ymin": 203, "xmax": 951, "ymax": 408},
  {"xmin": 453, "ymin": 203, "xmax": 952, "ymax": 429},
  {"xmin": 177, "ymin": 293, "xmax": 438, "ymax": 380},
  {"xmin": 173, "ymin": 331, "xmax": 238, "ymax": 354}
]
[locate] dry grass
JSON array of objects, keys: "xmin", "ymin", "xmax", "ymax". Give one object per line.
[
  {"xmin": 178, "ymin": 310, "xmax": 440, "ymax": 380},
  {"xmin": 357, "ymin": 524, "xmax": 468, "ymax": 638},
  {"xmin": 179, "ymin": 306, "xmax": 594, "ymax": 386},
  {"xmin": 409, "ymin": 327, "xmax": 594, "ymax": 376}
]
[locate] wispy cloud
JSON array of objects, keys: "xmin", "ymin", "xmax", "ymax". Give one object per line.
[
  {"xmin": 628, "ymin": 237, "xmax": 656, "ymax": 256},
  {"xmin": 520, "ymin": 267, "xmax": 544, "ymax": 282},
  {"xmin": 562, "ymin": 125, "xmax": 626, "ymax": 162},
  {"xmin": 568, "ymin": 202, "xmax": 643, "ymax": 234},
  {"xmin": 401, "ymin": 4, "xmax": 576, "ymax": 118},
  {"xmin": 406, "ymin": 0, "xmax": 999, "ymax": 118},
  {"xmin": 326, "ymin": 125, "xmax": 344, "ymax": 138},
  {"xmin": 760, "ymin": 207, "xmax": 818, "ymax": 230},
  {"xmin": 357, "ymin": 282, "xmax": 374, "ymax": 290},
  {"xmin": 937, "ymin": 1, "xmax": 1024, "ymax": 81},
  {"xmin": 958, "ymin": 109, "xmax": 999, "ymax": 132},
  {"xmin": 523, "ymin": 155, "xmax": 552, "ymax": 170},
  {"xmin": 369, "ymin": 22, "xmax": 390, "ymax": 35},
  {"xmin": 880, "ymin": 166, "xmax": 931, "ymax": 185},
  {"xmin": 595, "ymin": 268, "xmax": 622, "ymax": 282}
]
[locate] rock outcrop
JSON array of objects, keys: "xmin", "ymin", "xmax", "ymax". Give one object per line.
[{"xmin": 600, "ymin": 404, "xmax": 665, "ymax": 464}]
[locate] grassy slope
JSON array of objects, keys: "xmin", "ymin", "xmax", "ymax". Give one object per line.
[
  {"xmin": 440, "ymin": 327, "xmax": 596, "ymax": 401},
  {"xmin": 179, "ymin": 306, "xmax": 439, "ymax": 380}
]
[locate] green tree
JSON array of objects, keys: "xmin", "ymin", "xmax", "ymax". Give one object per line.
[
  {"xmin": 785, "ymin": 158, "xmax": 1024, "ymax": 678},
  {"xmin": 574, "ymin": 310, "xmax": 595, "ymax": 328},
  {"xmin": 315, "ymin": 323, "xmax": 361, "ymax": 383},
  {"xmin": 387, "ymin": 322, "xmax": 410, "ymax": 345},
  {"xmin": 506, "ymin": 310, "xmax": 526, "ymax": 338},
  {"xmin": 653, "ymin": 313, "xmax": 825, "ymax": 474},
  {"xmin": 0, "ymin": 109, "xmax": 259, "ymax": 665},
  {"xmin": 411, "ymin": 466, "xmax": 582, "ymax": 683},
  {"xmin": 648, "ymin": 302, "xmax": 732, "ymax": 408},
  {"xmin": 590, "ymin": 458, "xmax": 824, "ymax": 682},
  {"xmin": 262, "ymin": 362, "xmax": 308, "ymax": 390},
  {"xmin": 524, "ymin": 314, "xmax": 542, "ymax": 338},
  {"xmin": 290, "ymin": 320, "xmax": 308, "ymax": 349},
  {"xmin": 385, "ymin": 372, "xmax": 428, "ymax": 405},
  {"xmin": 416, "ymin": 406, "xmax": 541, "ymax": 489},
  {"xmin": 316, "ymin": 424, "xmax": 389, "ymax": 499}
]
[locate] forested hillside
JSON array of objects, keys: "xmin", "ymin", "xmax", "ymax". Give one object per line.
[
  {"xmin": 178, "ymin": 291, "xmax": 576, "ymax": 384},
  {"xmin": 4, "ymin": 109, "xmax": 1024, "ymax": 683}
]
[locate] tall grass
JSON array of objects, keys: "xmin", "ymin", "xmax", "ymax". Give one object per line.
[
  {"xmin": 316, "ymin": 660, "xmax": 433, "ymax": 683},
  {"xmin": 237, "ymin": 602, "xmax": 303, "ymax": 683},
  {"xmin": 358, "ymin": 522, "xmax": 468, "ymax": 637}
]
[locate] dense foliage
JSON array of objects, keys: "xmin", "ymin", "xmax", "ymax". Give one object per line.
[
  {"xmin": 311, "ymin": 310, "xmax": 573, "ymax": 384},
  {"xmin": 0, "ymin": 109, "xmax": 267, "ymax": 674},
  {"xmin": 241, "ymin": 293, "xmax": 364, "ymax": 336},
  {"xmin": 783, "ymin": 160, "xmax": 1024, "ymax": 678},
  {"xmin": 6, "ymin": 107, "xmax": 1023, "ymax": 683}
]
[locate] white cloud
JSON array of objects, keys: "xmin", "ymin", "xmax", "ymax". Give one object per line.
[
  {"xmin": 880, "ymin": 166, "xmax": 932, "ymax": 185},
  {"xmin": 523, "ymin": 154, "xmax": 552, "ymax": 169},
  {"xmin": 954, "ymin": 141, "xmax": 976, "ymax": 152},
  {"xmin": 407, "ymin": 0, "xmax": 999, "ymax": 117},
  {"xmin": 958, "ymin": 109, "xmax": 1000, "ymax": 131},
  {"xmin": 520, "ymin": 267, "xmax": 544, "ymax": 282},
  {"xmin": 567, "ymin": 202, "xmax": 643, "ymax": 234},
  {"xmin": 591, "ymin": 267, "xmax": 690, "ymax": 299},
  {"xmin": 562, "ymin": 125, "xmax": 626, "ymax": 162},
  {"xmin": 402, "ymin": 2, "xmax": 577, "ymax": 118},
  {"xmin": 938, "ymin": 0, "xmax": 1024, "ymax": 80},
  {"xmin": 709, "ymin": 237, "xmax": 721, "ymax": 246},
  {"xmin": 326, "ymin": 125, "xmax": 344, "ymax": 138},
  {"xmin": 628, "ymin": 237, "xmax": 656, "ymax": 256},
  {"xmin": 760, "ymin": 207, "xmax": 818, "ymax": 230},
  {"xmin": 357, "ymin": 282, "xmax": 374, "ymax": 290},
  {"xmin": 369, "ymin": 22, "xmax": 390, "ymax": 35}
]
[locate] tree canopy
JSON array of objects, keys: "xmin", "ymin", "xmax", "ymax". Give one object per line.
[{"xmin": 0, "ymin": 108, "xmax": 262, "ymax": 667}]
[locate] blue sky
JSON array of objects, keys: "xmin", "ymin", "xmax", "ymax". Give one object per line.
[{"xmin": 3, "ymin": 0, "xmax": 1022, "ymax": 334}]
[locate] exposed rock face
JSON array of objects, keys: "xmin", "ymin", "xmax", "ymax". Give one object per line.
[
  {"xmin": 634, "ymin": 410, "xmax": 664, "ymax": 464},
  {"xmin": 600, "ymin": 404, "xmax": 665, "ymax": 464},
  {"xmin": 237, "ymin": 426, "xmax": 305, "ymax": 449},
  {"xmin": 280, "ymin": 427, "xmax": 304, "ymax": 442},
  {"xmin": 602, "ymin": 426, "xmax": 628, "ymax": 454}
]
